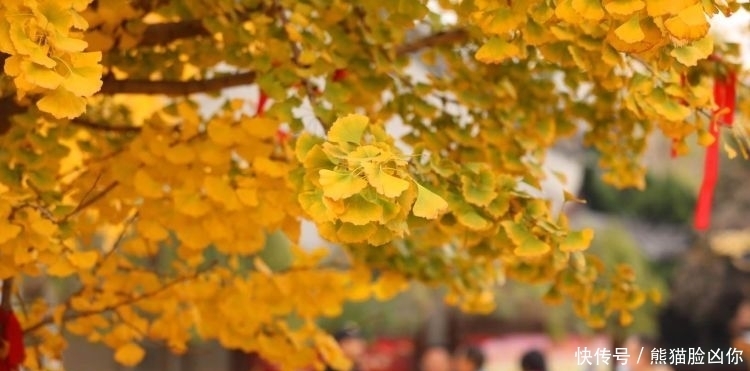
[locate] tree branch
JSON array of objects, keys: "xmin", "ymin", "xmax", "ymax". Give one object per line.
[
  {"xmin": 1, "ymin": 29, "xmax": 468, "ymax": 97},
  {"xmin": 396, "ymin": 29, "xmax": 469, "ymax": 55},
  {"xmin": 139, "ymin": 19, "xmax": 208, "ymax": 48},
  {"xmin": 24, "ymin": 261, "xmax": 218, "ymax": 333},
  {"xmin": 70, "ymin": 119, "xmax": 142, "ymax": 133},
  {"xmin": 98, "ymin": 72, "xmax": 258, "ymax": 95}
]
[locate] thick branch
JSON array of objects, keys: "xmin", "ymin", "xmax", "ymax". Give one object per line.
[
  {"xmin": 70, "ymin": 119, "xmax": 142, "ymax": 133},
  {"xmin": 0, "ymin": 29, "xmax": 468, "ymax": 97},
  {"xmin": 139, "ymin": 19, "xmax": 207, "ymax": 48},
  {"xmin": 98, "ymin": 29, "xmax": 467, "ymax": 95},
  {"xmin": 397, "ymin": 29, "xmax": 469, "ymax": 55},
  {"xmin": 99, "ymin": 71, "xmax": 258, "ymax": 95}
]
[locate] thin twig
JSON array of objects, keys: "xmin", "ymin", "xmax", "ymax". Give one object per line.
[
  {"xmin": 61, "ymin": 181, "xmax": 119, "ymax": 221},
  {"xmin": 24, "ymin": 261, "xmax": 218, "ymax": 333}
]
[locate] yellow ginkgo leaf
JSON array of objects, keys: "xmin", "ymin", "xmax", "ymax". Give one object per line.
[
  {"xmin": 412, "ymin": 183, "xmax": 448, "ymax": 219},
  {"xmin": 172, "ymin": 189, "xmax": 211, "ymax": 218},
  {"xmin": 328, "ymin": 114, "xmax": 370, "ymax": 144},
  {"xmin": 645, "ymin": 0, "xmax": 694, "ymax": 16},
  {"xmin": 571, "ymin": 0, "xmax": 605, "ymax": 21},
  {"xmin": 36, "ymin": 87, "xmax": 88, "ymax": 119},
  {"xmin": 502, "ymin": 221, "xmax": 551, "ymax": 257},
  {"xmin": 664, "ymin": 3, "xmax": 709, "ymax": 41},
  {"xmin": 47, "ymin": 257, "xmax": 77, "ymax": 277},
  {"xmin": 559, "ymin": 229, "xmax": 595, "ymax": 252},
  {"xmin": 475, "ymin": 37, "xmax": 520, "ymax": 64},
  {"xmin": 133, "ymin": 169, "xmax": 163, "ymax": 199},
  {"xmin": 604, "ymin": 0, "xmax": 644, "ymax": 16},
  {"xmin": 364, "ymin": 166, "xmax": 410, "ymax": 198},
  {"xmin": 206, "ymin": 120, "xmax": 236, "ymax": 147},
  {"xmin": 241, "ymin": 116, "xmax": 279, "ymax": 139},
  {"xmin": 318, "ymin": 169, "xmax": 368, "ymax": 200},
  {"xmin": 0, "ymin": 224, "xmax": 22, "ymax": 244},
  {"xmin": 372, "ymin": 272, "xmax": 409, "ymax": 300},
  {"xmin": 614, "ymin": 16, "xmax": 645, "ymax": 44},
  {"xmin": 68, "ymin": 251, "xmax": 99, "ymax": 270},
  {"xmin": 164, "ymin": 144, "xmax": 196, "ymax": 165},
  {"xmin": 114, "ymin": 342, "xmax": 146, "ymax": 367},
  {"xmin": 670, "ymin": 35, "xmax": 714, "ymax": 67},
  {"xmin": 23, "ymin": 61, "xmax": 65, "ymax": 90},
  {"xmin": 61, "ymin": 52, "xmax": 103, "ymax": 96}
]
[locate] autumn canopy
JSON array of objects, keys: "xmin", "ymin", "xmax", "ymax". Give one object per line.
[{"xmin": 0, "ymin": 0, "xmax": 746, "ymax": 369}]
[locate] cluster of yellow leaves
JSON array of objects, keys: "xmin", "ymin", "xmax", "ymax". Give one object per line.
[
  {"xmin": 294, "ymin": 114, "xmax": 448, "ymax": 246},
  {"xmin": 0, "ymin": 0, "xmax": 102, "ymax": 119}
]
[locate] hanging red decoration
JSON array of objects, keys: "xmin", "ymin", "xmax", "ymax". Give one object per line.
[
  {"xmin": 0, "ymin": 279, "xmax": 24, "ymax": 371},
  {"xmin": 0, "ymin": 309, "xmax": 24, "ymax": 371},
  {"xmin": 256, "ymin": 90, "xmax": 269, "ymax": 117},
  {"xmin": 693, "ymin": 65, "xmax": 737, "ymax": 231}
]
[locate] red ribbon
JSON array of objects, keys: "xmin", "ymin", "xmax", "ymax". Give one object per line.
[
  {"xmin": 0, "ymin": 309, "xmax": 25, "ymax": 371},
  {"xmin": 693, "ymin": 69, "xmax": 736, "ymax": 231}
]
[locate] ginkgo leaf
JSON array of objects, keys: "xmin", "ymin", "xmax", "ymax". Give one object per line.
[
  {"xmin": 372, "ymin": 272, "xmax": 409, "ymax": 300},
  {"xmin": 502, "ymin": 221, "xmax": 551, "ymax": 257},
  {"xmin": 364, "ymin": 165, "xmax": 410, "ymax": 198},
  {"xmin": 62, "ymin": 57, "xmax": 104, "ymax": 96},
  {"xmin": 134, "ymin": 169, "xmax": 163, "ymax": 198},
  {"xmin": 207, "ymin": 120, "xmax": 236, "ymax": 147},
  {"xmin": 328, "ymin": 114, "xmax": 369, "ymax": 144},
  {"xmin": 670, "ymin": 35, "xmax": 714, "ymax": 67},
  {"xmin": 614, "ymin": 16, "xmax": 645, "ymax": 44},
  {"xmin": 172, "ymin": 189, "xmax": 210, "ymax": 218},
  {"xmin": 114, "ymin": 342, "xmax": 146, "ymax": 367},
  {"xmin": 475, "ymin": 37, "xmax": 520, "ymax": 64},
  {"xmin": 340, "ymin": 195, "xmax": 384, "ymax": 225},
  {"xmin": 664, "ymin": 3, "xmax": 709, "ymax": 41},
  {"xmin": 460, "ymin": 169, "xmax": 497, "ymax": 207},
  {"xmin": 68, "ymin": 251, "xmax": 99, "ymax": 270},
  {"xmin": 36, "ymin": 87, "xmax": 87, "ymax": 119},
  {"xmin": 46, "ymin": 257, "xmax": 77, "ymax": 277},
  {"xmin": 571, "ymin": 0, "xmax": 605, "ymax": 20},
  {"xmin": 559, "ymin": 229, "xmax": 595, "ymax": 252},
  {"xmin": 295, "ymin": 133, "xmax": 325, "ymax": 162},
  {"xmin": 412, "ymin": 183, "xmax": 448, "ymax": 219},
  {"xmin": 164, "ymin": 144, "xmax": 196, "ymax": 165},
  {"xmin": 318, "ymin": 170, "xmax": 368, "ymax": 200},
  {"xmin": 604, "ymin": 0, "xmax": 645, "ymax": 16},
  {"xmin": 645, "ymin": 0, "xmax": 694, "ymax": 17},
  {"xmin": 0, "ymin": 224, "xmax": 22, "ymax": 244},
  {"xmin": 23, "ymin": 62, "xmax": 65, "ymax": 90}
]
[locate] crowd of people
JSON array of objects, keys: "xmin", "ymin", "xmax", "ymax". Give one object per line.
[{"xmin": 327, "ymin": 324, "xmax": 549, "ymax": 371}]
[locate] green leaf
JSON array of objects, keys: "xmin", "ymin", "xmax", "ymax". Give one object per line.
[
  {"xmin": 461, "ymin": 168, "xmax": 498, "ymax": 207},
  {"xmin": 328, "ymin": 114, "xmax": 370, "ymax": 144},
  {"xmin": 453, "ymin": 201, "xmax": 490, "ymax": 230},
  {"xmin": 412, "ymin": 182, "xmax": 449, "ymax": 219},
  {"xmin": 318, "ymin": 170, "xmax": 368, "ymax": 200},
  {"xmin": 670, "ymin": 35, "xmax": 714, "ymax": 67},
  {"xmin": 501, "ymin": 221, "xmax": 551, "ymax": 257},
  {"xmin": 298, "ymin": 190, "xmax": 336, "ymax": 222},
  {"xmin": 559, "ymin": 229, "xmax": 595, "ymax": 252}
]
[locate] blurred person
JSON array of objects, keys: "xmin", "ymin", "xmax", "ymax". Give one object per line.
[
  {"xmin": 453, "ymin": 345, "xmax": 486, "ymax": 371},
  {"xmin": 326, "ymin": 324, "xmax": 366, "ymax": 371},
  {"xmin": 421, "ymin": 345, "xmax": 451, "ymax": 371},
  {"xmin": 520, "ymin": 349, "xmax": 547, "ymax": 371}
]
